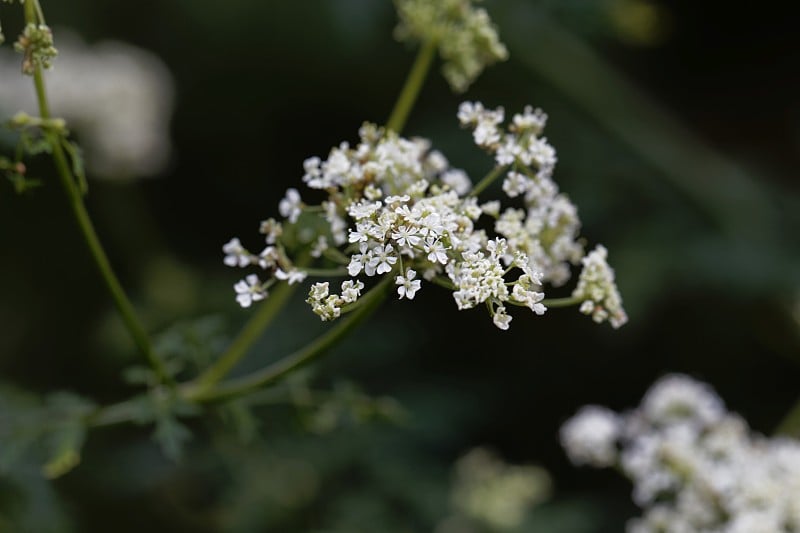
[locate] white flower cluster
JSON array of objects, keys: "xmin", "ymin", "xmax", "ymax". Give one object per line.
[
  {"xmin": 394, "ymin": 0, "xmax": 508, "ymax": 93},
  {"xmin": 224, "ymin": 103, "xmax": 626, "ymax": 330},
  {"xmin": 457, "ymin": 101, "xmax": 584, "ymax": 287},
  {"xmin": 0, "ymin": 30, "xmax": 174, "ymax": 178},
  {"xmin": 572, "ymin": 245, "xmax": 628, "ymax": 328},
  {"xmin": 436, "ymin": 447, "xmax": 551, "ymax": 533},
  {"xmin": 561, "ymin": 374, "xmax": 800, "ymax": 533}
]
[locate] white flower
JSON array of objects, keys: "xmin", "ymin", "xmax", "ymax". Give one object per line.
[
  {"xmin": 274, "ymin": 268, "xmax": 307, "ymax": 285},
  {"xmin": 440, "ymin": 169, "xmax": 472, "ymax": 195},
  {"xmin": 223, "ymin": 237, "xmax": 250, "ymax": 267},
  {"xmin": 340, "ymin": 279, "xmax": 364, "ymax": 303},
  {"xmin": 492, "ymin": 305, "xmax": 512, "ymax": 330},
  {"xmin": 369, "ymin": 244, "xmax": 398, "ymax": 275},
  {"xmin": 511, "ymin": 283, "xmax": 546, "ymax": 315},
  {"xmin": 227, "ymin": 102, "xmax": 623, "ymax": 331},
  {"xmin": 560, "ymin": 406, "xmax": 621, "ymax": 467},
  {"xmin": 278, "ymin": 188, "xmax": 303, "ymax": 223},
  {"xmin": 511, "ymin": 105, "xmax": 547, "ymax": 134},
  {"xmin": 257, "ymin": 246, "xmax": 279, "ymax": 269},
  {"xmin": 348, "ymin": 245, "xmax": 372, "ymax": 277},
  {"xmin": 258, "ymin": 218, "xmax": 283, "ymax": 244},
  {"xmin": 563, "ymin": 374, "xmax": 800, "ymax": 532},
  {"xmin": 348, "ymin": 200, "xmax": 382, "ymax": 220},
  {"xmin": 481, "ymin": 200, "xmax": 501, "ymax": 217},
  {"xmin": 348, "ymin": 221, "xmax": 372, "ymax": 244},
  {"xmin": 234, "ymin": 274, "xmax": 266, "ymax": 308},
  {"xmin": 572, "ymin": 245, "xmax": 628, "ymax": 328},
  {"xmin": 457, "ymin": 101, "xmax": 484, "ymax": 125},
  {"xmin": 396, "ymin": 269, "xmax": 422, "ymax": 300},
  {"xmin": 502, "ymin": 171, "xmax": 531, "ymax": 198},
  {"xmin": 391, "ymin": 225, "xmax": 422, "ymax": 248},
  {"xmin": 308, "ymin": 282, "xmax": 329, "ymax": 301},
  {"xmin": 425, "ymin": 239, "xmax": 449, "ymax": 264},
  {"xmin": 640, "ymin": 374, "xmax": 726, "ymax": 429}
]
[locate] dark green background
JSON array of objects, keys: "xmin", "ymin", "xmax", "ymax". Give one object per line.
[{"xmin": 1, "ymin": 0, "xmax": 799, "ymax": 531}]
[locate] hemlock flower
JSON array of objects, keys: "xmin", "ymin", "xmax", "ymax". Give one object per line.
[
  {"xmin": 393, "ymin": 0, "xmax": 508, "ymax": 93},
  {"xmin": 278, "ymin": 188, "xmax": 303, "ymax": 223},
  {"xmin": 234, "ymin": 274, "xmax": 266, "ymax": 308},
  {"xmin": 223, "ymin": 237, "xmax": 251, "ymax": 267},
  {"xmin": 396, "ymin": 269, "xmax": 421, "ymax": 300},
  {"xmin": 492, "ymin": 305, "xmax": 512, "ymax": 330},
  {"xmin": 562, "ymin": 374, "xmax": 800, "ymax": 533},
  {"xmin": 572, "ymin": 245, "xmax": 628, "ymax": 328},
  {"xmin": 224, "ymin": 103, "xmax": 626, "ymax": 331},
  {"xmin": 560, "ymin": 406, "xmax": 621, "ymax": 467},
  {"xmin": 275, "ymin": 268, "xmax": 307, "ymax": 285}
]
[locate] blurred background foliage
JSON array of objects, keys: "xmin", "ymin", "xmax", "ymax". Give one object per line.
[{"xmin": 1, "ymin": 0, "xmax": 799, "ymax": 531}]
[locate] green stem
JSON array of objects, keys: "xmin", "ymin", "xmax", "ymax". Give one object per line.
[
  {"xmin": 86, "ymin": 399, "xmax": 144, "ymax": 428},
  {"xmin": 303, "ymin": 266, "xmax": 349, "ymax": 277},
  {"xmin": 186, "ymin": 275, "xmax": 392, "ymax": 403},
  {"xmin": 386, "ymin": 39, "xmax": 438, "ymax": 134},
  {"xmin": 774, "ymin": 399, "xmax": 800, "ymax": 437},
  {"xmin": 542, "ymin": 296, "xmax": 582, "ymax": 308},
  {"xmin": 469, "ymin": 165, "xmax": 506, "ymax": 197},
  {"xmin": 23, "ymin": 0, "xmax": 170, "ymax": 384},
  {"xmin": 191, "ymin": 281, "xmax": 298, "ymax": 391}
]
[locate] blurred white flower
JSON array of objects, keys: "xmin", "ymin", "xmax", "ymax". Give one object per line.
[
  {"xmin": 562, "ymin": 374, "xmax": 800, "ymax": 533},
  {"xmin": 0, "ymin": 29, "xmax": 174, "ymax": 179},
  {"xmin": 560, "ymin": 405, "xmax": 622, "ymax": 467},
  {"xmin": 437, "ymin": 447, "xmax": 551, "ymax": 532}
]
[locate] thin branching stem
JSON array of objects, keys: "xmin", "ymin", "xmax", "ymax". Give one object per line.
[
  {"xmin": 386, "ymin": 39, "xmax": 438, "ymax": 135},
  {"xmin": 191, "ymin": 281, "xmax": 298, "ymax": 391},
  {"xmin": 469, "ymin": 164, "xmax": 506, "ymax": 197},
  {"xmin": 23, "ymin": 0, "xmax": 171, "ymax": 385},
  {"xmin": 185, "ymin": 275, "xmax": 392, "ymax": 403},
  {"xmin": 541, "ymin": 296, "xmax": 583, "ymax": 308}
]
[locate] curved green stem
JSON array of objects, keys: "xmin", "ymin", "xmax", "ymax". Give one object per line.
[
  {"xmin": 469, "ymin": 165, "xmax": 506, "ymax": 197},
  {"xmin": 186, "ymin": 275, "xmax": 392, "ymax": 403},
  {"xmin": 542, "ymin": 296, "xmax": 582, "ymax": 308},
  {"xmin": 23, "ymin": 0, "xmax": 170, "ymax": 385},
  {"xmin": 774, "ymin": 399, "xmax": 800, "ymax": 437},
  {"xmin": 386, "ymin": 39, "xmax": 438, "ymax": 134},
  {"xmin": 303, "ymin": 266, "xmax": 349, "ymax": 277},
  {"xmin": 191, "ymin": 281, "xmax": 298, "ymax": 391}
]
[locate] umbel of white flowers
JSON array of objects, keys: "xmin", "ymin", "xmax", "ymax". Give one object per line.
[
  {"xmin": 223, "ymin": 102, "xmax": 626, "ymax": 331},
  {"xmin": 561, "ymin": 374, "xmax": 800, "ymax": 533}
]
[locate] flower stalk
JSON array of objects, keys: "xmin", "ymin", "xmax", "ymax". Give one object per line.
[
  {"xmin": 386, "ymin": 38, "xmax": 438, "ymax": 134},
  {"xmin": 23, "ymin": 0, "xmax": 170, "ymax": 385}
]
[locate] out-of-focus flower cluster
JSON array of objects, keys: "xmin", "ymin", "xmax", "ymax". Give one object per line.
[
  {"xmin": 436, "ymin": 447, "xmax": 551, "ymax": 533},
  {"xmin": 14, "ymin": 23, "xmax": 58, "ymax": 74},
  {"xmin": 224, "ymin": 102, "xmax": 626, "ymax": 330},
  {"xmin": 0, "ymin": 30, "xmax": 174, "ymax": 178},
  {"xmin": 394, "ymin": 0, "xmax": 508, "ymax": 93},
  {"xmin": 561, "ymin": 374, "xmax": 800, "ymax": 533},
  {"xmin": 572, "ymin": 245, "xmax": 627, "ymax": 328}
]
